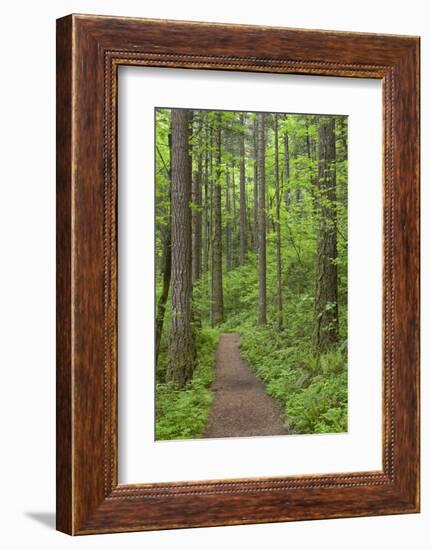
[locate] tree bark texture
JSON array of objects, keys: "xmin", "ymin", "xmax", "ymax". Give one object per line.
[
  {"xmin": 167, "ymin": 109, "xmax": 195, "ymax": 386},
  {"xmin": 313, "ymin": 116, "xmax": 338, "ymax": 351},
  {"xmin": 239, "ymin": 112, "xmax": 247, "ymax": 264},
  {"xmin": 191, "ymin": 165, "xmax": 202, "ymax": 283},
  {"xmin": 274, "ymin": 115, "xmax": 283, "ymax": 330},
  {"xmin": 202, "ymin": 145, "xmax": 209, "ymax": 274},
  {"xmin": 231, "ymin": 163, "xmax": 238, "ymax": 267},
  {"xmin": 257, "ymin": 112, "xmax": 267, "ymax": 326},
  {"xmin": 253, "ymin": 116, "xmax": 259, "ymax": 250},
  {"xmin": 211, "ymin": 116, "xmax": 224, "ymax": 325},
  {"xmin": 225, "ymin": 170, "xmax": 232, "ymax": 272},
  {"xmin": 284, "ymin": 125, "xmax": 290, "ymax": 209},
  {"xmin": 155, "ymin": 130, "xmax": 172, "ymax": 366}
]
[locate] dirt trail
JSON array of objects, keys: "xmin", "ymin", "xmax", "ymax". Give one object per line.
[{"xmin": 205, "ymin": 333, "xmax": 288, "ymax": 438}]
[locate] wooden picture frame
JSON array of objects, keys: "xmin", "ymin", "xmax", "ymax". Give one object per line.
[{"xmin": 56, "ymin": 14, "xmax": 420, "ymax": 535}]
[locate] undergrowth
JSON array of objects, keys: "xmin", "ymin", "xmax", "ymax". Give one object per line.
[
  {"xmin": 156, "ymin": 242, "xmax": 348, "ymax": 439},
  {"xmin": 237, "ymin": 324, "xmax": 348, "ymax": 434},
  {"xmin": 219, "ymin": 251, "xmax": 348, "ymax": 435},
  {"xmin": 155, "ymin": 326, "xmax": 219, "ymax": 440}
]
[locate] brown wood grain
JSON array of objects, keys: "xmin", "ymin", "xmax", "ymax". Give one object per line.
[
  {"xmin": 56, "ymin": 15, "xmax": 73, "ymax": 535},
  {"xmin": 56, "ymin": 14, "xmax": 420, "ymax": 535}
]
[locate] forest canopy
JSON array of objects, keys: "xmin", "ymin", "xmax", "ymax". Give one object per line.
[{"xmin": 154, "ymin": 107, "xmax": 348, "ymax": 441}]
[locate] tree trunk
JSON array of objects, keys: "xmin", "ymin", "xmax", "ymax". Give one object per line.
[
  {"xmin": 253, "ymin": 116, "xmax": 259, "ymax": 250},
  {"xmin": 225, "ymin": 170, "xmax": 232, "ymax": 272},
  {"xmin": 247, "ymin": 188, "xmax": 254, "ymax": 250},
  {"xmin": 167, "ymin": 109, "xmax": 195, "ymax": 386},
  {"xmin": 306, "ymin": 118, "xmax": 318, "ymax": 214},
  {"xmin": 239, "ymin": 112, "xmax": 247, "ymax": 264},
  {"xmin": 155, "ymin": 229, "xmax": 172, "ymax": 365},
  {"xmin": 191, "ymin": 164, "xmax": 202, "ymax": 283},
  {"xmin": 202, "ymin": 142, "xmax": 209, "ymax": 274},
  {"xmin": 283, "ymin": 124, "xmax": 290, "ymax": 209},
  {"xmin": 313, "ymin": 116, "xmax": 338, "ymax": 352},
  {"xmin": 231, "ymin": 162, "xmax": 238, "ymax": 267},
  {"xmin": 211, "ymin": 115, "xmax": 224, "ymax": 325},
  {"xmin": 274, "ymin": 115, "xmax": 283, "ymax": 330},
  {"xmin": 209, "ymin": 128, "xmax": 214, "ymax": 324},
  {"xmin": 155, "ymin": 130, "xmax": 172, "ymax": 366},
  {"xmin": 257, "ymin": 112, "xmax": 267, "ymax": 326}
]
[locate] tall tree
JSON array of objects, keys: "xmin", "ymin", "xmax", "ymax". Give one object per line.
[
  {"xmin": 202, "ymin": 129, "xmax": 210, "ymax": 274},
  {"xmin": 191, "ymin": 126, "xmax": 202, "ymax": 284},
  {"xmin": 239, "ymin": 113, "xmax": 247, "ymax": 264},
  {"xmin": 274, "ymin": 115, "xmax": 283, "ymax": 330},
  {"xmin": 253, "ymin": 116, "xmax": 259, "ymax": 250},
  {"xmin": 313, "ymin": 116, "xmax": 338, "ymax": 351},
  {"xmin": 211, "ymin": 114, "xmax": 224, "ymax": 325},
  {"xmin": 283, "ymin": 117, "xmax": 290, "ymax": 209},
  {"xmin": 155, "ymin": 129, "xmax": 172, "ymax": 365},
  {"xmin": 167, "ymin": 109, "xmax": 195, "ymax": 385},
  {"xmin": 231, "ymin": 162, "xmax": 238, "ymax": 267},
  {"xmin": 257, "ymin": 112, "xmax": 267, "ymax": 325},
  {"xmin": 247, "ymin": 184, "xmax": 255, "ymax": 250},
  {"xmin": 305, "ymin": 117, "xmax": 318, "ymax": 213},
  {"xmin": 208, "ymin": 127, "xmax": 214, "ymax": 322},
  {"xmin": 225, "ymin": 170, "xmax": 232, "ymax": 271}
]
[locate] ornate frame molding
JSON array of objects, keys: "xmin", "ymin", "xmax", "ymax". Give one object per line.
[{"xmin": 57, "ymin": 15, "xmax": 419, "ymax": 534}]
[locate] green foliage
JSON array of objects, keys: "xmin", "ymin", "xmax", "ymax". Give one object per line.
[
  {"xmin": 155, "ymin": 108, "xmax": 349, "ymax": 439},
  {"xmin": 237, "ymin": 323, "xmax": 348, "ymax": 434},
  {"xmin": 214, "ymin": 234, "xmax": 348, "ymax": 435},
  {"xmin": 155, "ymin": 327, "xmax": 219, "ymax": 440}
]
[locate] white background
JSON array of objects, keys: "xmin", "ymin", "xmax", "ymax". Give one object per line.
[
  {"xmin": 0, "ymin": 0, "xmax": 428, "ymax": 548},
  {"xmin": 119, "ymin": 68, "xmax": 382, "ymax": 483}
]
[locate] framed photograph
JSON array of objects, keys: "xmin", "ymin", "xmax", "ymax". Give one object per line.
[{"xmin": 56, "ymin": 14, "xmax": 420, "ymax": 535}]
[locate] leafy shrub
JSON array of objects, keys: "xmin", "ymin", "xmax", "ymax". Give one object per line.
[
  {"xmin": 236, "ymin": 321, "xmax": 347, "ymax": 435},
  {"xmin": 155, "ymin": 327, "xmax": 219, "ymax": 440},
  {"xmin": 286, "ymin": 368, "xmax": 347, "ymax": 433}
]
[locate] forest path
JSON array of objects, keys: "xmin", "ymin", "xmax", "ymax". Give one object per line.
[{"xmin": 205, "ymin": 333, "xmax": 288, "ymax": 438}]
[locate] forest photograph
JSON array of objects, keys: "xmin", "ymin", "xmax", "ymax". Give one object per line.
[{"xmin": 155, "ymin": 107, "xmax": 348, "ymax": 441}]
